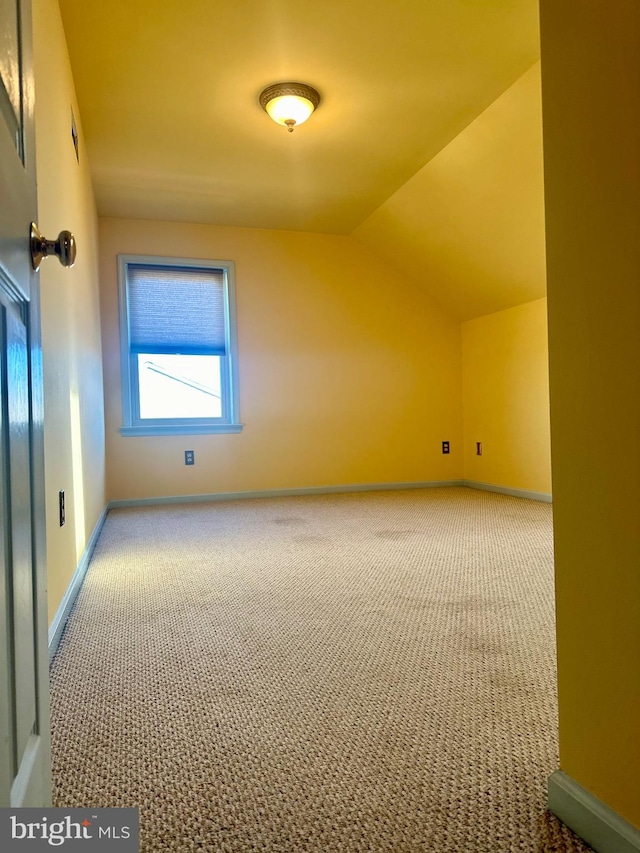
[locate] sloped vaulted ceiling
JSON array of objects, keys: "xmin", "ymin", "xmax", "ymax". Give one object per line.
[
  {"xmin": 58, "ymin": 1, "xmax": 540, "ymax": 230},
  {"xmin": 354, "ymin": 64, "xmax": 546, "ymax": 320},
  {"xmin": 58, "ymin": 0, "xmax": 543, "ymax": 318}
]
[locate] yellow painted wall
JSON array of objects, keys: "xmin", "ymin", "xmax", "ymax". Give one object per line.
[
  {"xmin": 353, "ymin": 63, "xmax": 546, "ymax": 321},
  {"xmin": 540, "ymin": 0, "xmax": 640, "ymax": 828},
  {"xmin": 99, "ymin": 218, "xmax": 463, "ymax": 501},
  {"xmin": 462, "ymin": 299, "xmax": 551, "ymax": 494},
  {"xmin": 31, "ymin": 2, "xmax": 549, "ymax": 625},
  {"xmin": 34, "ymin": 0, "xmax": 105, "ymax": 623}
]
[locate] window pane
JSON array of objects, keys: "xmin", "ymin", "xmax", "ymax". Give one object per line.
[{"xmin": 137, "ymin": 354, "xmax": 222, "ymax": 419}]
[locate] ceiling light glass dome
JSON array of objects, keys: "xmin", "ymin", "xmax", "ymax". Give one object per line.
[{"xmin": 259, "ymin": 82, "xmax": 321, "ymax": 132}]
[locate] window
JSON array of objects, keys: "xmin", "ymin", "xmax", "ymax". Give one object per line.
[{"xmin": 118, "ymin": 255, "xmax": 242, "ymax": 435}]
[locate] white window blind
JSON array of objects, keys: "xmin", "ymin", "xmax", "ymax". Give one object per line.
[{"xmin": 127, "ymin": 264, "xmax": 226, "ymax": 355}]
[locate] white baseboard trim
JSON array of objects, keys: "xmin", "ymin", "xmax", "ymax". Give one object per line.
[
  {"xmin": 48, "ymin": 504, "xmax": 109, "ymax": 661},
  {"xmin": 548, "ymin": 771, "xmax": 640, "ymax": 852},
  {"xmin": 463, "ymin": 480, "xmax": 552, "ymax": 503},
  {"xmin": 107, "ymin": 480, "xmax": 466, "ymax": 509}
]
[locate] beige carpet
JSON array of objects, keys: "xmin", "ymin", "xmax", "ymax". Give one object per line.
[{"xmin": 50, "ymin": 487, "xmax": 592, "ymax": 852}]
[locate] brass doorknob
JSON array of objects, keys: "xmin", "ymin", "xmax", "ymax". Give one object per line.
[{"xmin": 30, "ymin": 223, "xmax": 77, "ymax": 271}]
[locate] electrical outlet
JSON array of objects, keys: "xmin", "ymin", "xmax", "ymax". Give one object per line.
[
  {"xmin": 442, "ymin": 441, "xmax": 450, "ymax": 454},
  {"xmin": 476, "ymin": 442, "xmax": 483, "ymax": 456},
  {"xmin": 185, "ymin": 450, "xmax": 195, "ymax": 466},
  {"xmin": 59, "ymin": 489, "xmax": 65, "ymax": 526}
]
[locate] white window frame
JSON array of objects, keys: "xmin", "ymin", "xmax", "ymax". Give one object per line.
[{"xmin": 117, "ymin": 254, "xmax": 242, "ymax": 436}]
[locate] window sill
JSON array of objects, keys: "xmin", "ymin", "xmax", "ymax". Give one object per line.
[{"xmin": 120, "ymin": 423, "xmax": 244, "ymax": 437}]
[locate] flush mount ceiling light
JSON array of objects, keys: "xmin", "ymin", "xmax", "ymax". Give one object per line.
[{"xmin": 259, "ymin": 82, "xmax": 321, "ymax": 132}]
